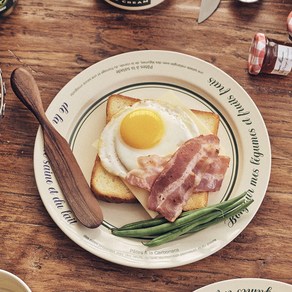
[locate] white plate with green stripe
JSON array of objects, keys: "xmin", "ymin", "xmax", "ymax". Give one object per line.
[
  {"xmin": 195, "ymin": 278, "xmax": 292, "ymax": 291},
  {"xmin": 33, "ymin": 50, "xmax": 271, "ymax": 269}
]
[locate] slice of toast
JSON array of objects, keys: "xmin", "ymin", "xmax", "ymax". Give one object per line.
[
  {"xmin": 90, "ymin": 94, "xmax": 220, "ymax": 211},
  {"xmin": 91, "ymin": 155, "xmax": 137, "ymax": 203}
]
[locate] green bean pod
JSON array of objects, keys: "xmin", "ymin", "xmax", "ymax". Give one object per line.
[
  {"xmin": 111, "ymin": 192, "xmax": 254, "ymax": 247},
  {"xmin": 144, "ymin": 199, "xmax": 254, "ymax": 247},
  {"xmin": 143, "ymin": 209, "xmax": 225, "ymax": 247},
  {"xmin": 112, "ymin": 199, "xmax": 240, "ymax": 238},
  {"xmin": 115, "ymin": 192, "xmax": 247, "ymax": 232},
  {"xmin": 187, "ymin": 199, "xmax": 254, "ymax": 234}
]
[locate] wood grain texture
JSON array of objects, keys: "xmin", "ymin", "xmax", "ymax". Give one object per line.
[{"xmin": 0, "ymin": 0, "xmax": 292, "ymax": 291}]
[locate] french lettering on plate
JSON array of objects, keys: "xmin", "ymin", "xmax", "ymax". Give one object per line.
[
  {"xmin": 61, "ymin": 210, "xmax": 78, "ymax": 224},
  {"xmin": 42, "ymin": 152, "xmax": 77, "ymax": 225},
  {"xmin": 52, "ymin": 102, "xmax": 69, "ymax": 125}
]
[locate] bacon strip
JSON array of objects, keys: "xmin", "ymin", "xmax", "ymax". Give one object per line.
[
  {"xmin": 148, "ymin": 135, "xmax": 230, "ymax": 222},
  {"xmin": 125, "ymin": 155, "xmax": 171, "ymax": 191},
  {"xmin": 124, "ymin": 134, "xmax": 230, "ymax": 222},
  {"xmin": 194, "ymin": 156, "xmax": 230, "ymax": 192}
]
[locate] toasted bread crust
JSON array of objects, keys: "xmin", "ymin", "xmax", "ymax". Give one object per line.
[
  {"xmin": 90, "ymin": 155, "xmax": 137, "ymax": 203},
  {"xmin": 183, "ymin": 192, "xmax": 208, "ymax": 211},
  {"xmin": 192, "ymin": 109, "xmax": 219, "ymax": 135},
  {"xmin": 106, "ymin": 94, "xmax": 140, "ymax": 123}
]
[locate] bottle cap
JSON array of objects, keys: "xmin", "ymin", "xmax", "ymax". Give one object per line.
[
  {"xmin": 104, "ymin": 0, "xmax": 164, "ymax": 10},
  {"xmin": 248, "ymin": 33, "xmax": 267, "ymax": 75},
  {"xmin": 288, "ymin": 11, "xmax": 292, "ymax": 41}
]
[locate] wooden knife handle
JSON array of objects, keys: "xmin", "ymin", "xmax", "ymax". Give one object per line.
[{"xmin": 11, "ymin": 67, "xmax": 103, "ymax": 228}]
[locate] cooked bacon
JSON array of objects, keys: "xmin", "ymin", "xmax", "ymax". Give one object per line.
[
  {"xmin": 124, "ymin": 134, "xmax": 230, "ymax": 222},
  {"xmin": 148, "ymin": 135, "xmax": 230, "ymax": 222},
  {"xmin": 194, "ymin": 156, "xmax": 230, "ymax": 192},
  {"xmin": 125, "ymin": 155, "xmax": 171, "ymax": 191}
]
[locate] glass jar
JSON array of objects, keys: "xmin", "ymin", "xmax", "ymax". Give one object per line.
[
  {"xmin": 248, "ymin": 33, "xmax": 292, "ymax": 76},
  {"xmin": 0, "ymin": 0, "xmax": 17, "ymax": 18},
  {"xmin": 287, "ymin": 11, "xmax": 292, "ymax": 41},
  {"xmin": 104, "ymin": 0, "xmax": 164, "ymax": 10}
]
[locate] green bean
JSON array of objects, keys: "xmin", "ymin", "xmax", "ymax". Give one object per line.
[
  {"xmin": 114, "ymin": 192, "xmax": 246, "ymax": 232},
  {"xmin": 144, "ymin": 199, "xmax": 254, "ymax": 247},
  {"xmin": 111, "ymin": 192, "xmax": 254, "ymax": 247},
  {"xmin": 112, "ymin": 206, "xmax": 219, "ymax": 238},
  {"xmin": 187, "ymin": 199, "xmax": 254, "ymax": 234},
  {"xmin": 143, "ymin": 209, "xmax": 225, "ymax": 247},
  {"xmin": 112, "ymin": 193, "xmax": 247, "ymax": 238},
  {"xmin": 117, "ymin": 216, "xmax": 169, "ymax": 230},
  {"xmin": 178, "ymin": 191, "xmax": 247, "ymax": 218}
]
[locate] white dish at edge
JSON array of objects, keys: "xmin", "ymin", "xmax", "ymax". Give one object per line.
[{"xmin": 195, "ymin": 278, "xmax": 292, "ymax": 291}]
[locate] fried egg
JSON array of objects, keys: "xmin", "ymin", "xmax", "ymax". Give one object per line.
[{"xmin": 98, "ymin": 99, "xmax": 199, "ymax": 178}]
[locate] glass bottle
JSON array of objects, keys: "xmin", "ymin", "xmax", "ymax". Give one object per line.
[{"xmin": 287, "ymin": 11, "xmax": 292, "ymax": 41}]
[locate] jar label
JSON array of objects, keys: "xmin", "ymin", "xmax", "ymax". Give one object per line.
[
  {"xmin": 106, "ymin": 0, "xmax": 151, "ymax": 7},
  {"xmin": 272, "ymin": 44, "xmax": 292, "ymax": 75}
]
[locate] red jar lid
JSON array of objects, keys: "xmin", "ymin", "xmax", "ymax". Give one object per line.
[
  {"xmin": 248, "ymin": 33, "xmax": 267, "ymax": 75},
  {"xmin": 288, "ymin": 11, "xmax": 292, "ymax": 40}
]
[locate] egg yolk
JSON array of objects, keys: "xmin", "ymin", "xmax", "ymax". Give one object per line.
[{"xmin": 120, "ymin": 109, "xmax": 164, "ymax": 149}]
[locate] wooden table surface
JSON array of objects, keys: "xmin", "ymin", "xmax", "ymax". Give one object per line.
[{"xmin": 1, "ymin": 1, "xmax": 292, "ymax": 291}]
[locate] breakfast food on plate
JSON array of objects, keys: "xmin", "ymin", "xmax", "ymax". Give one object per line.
[
  {"xmin": 146, "ymin": 134, "xmax": 230, "ymax": 221},
  {"xmin": 90, "ymin": 93, "xmax": 230, "ymax": 221},
  {"xmin": 91, "ymin": 94, "xmax": 218, "ymax": 205}
]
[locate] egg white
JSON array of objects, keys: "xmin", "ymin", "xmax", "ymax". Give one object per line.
[{"xmin": 98, "ymin": 99, "xmax": 199, "ymax": 178}]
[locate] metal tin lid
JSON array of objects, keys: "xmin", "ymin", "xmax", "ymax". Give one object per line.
[
  {"xmin": 288, "ymin": 11, "xmax": 292, "ymax": 41},
  {"xmin": 248, "ymin": 33, "xmax": 267, "ymax": 75},
  {"xmin": 104, "ymin": 0, "xmax": 164, "ymax": 10}
]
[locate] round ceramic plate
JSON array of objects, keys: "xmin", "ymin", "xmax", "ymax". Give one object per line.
[
  {"xmin": 0, "ymin": 269, "xmax": 31, "ymax": 292},
  {"xmin": 33, "ymin": 50, "xmax": 271, "ymax": 269},
  {"xmin": 195, "ymin": 278, "xmax": 292, "ymax": 291}
]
